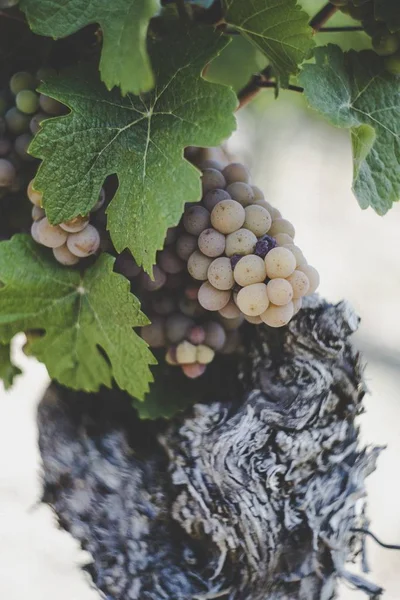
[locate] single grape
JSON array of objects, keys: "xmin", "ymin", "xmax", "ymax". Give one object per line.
[
  {"xmin": 261, "ymin": 302, "xmax": 294, "ymax": 328},
  {"xmin": 274, "ymin": 233, "xmax": 293, "ymax": 246},
  {"xmin": 5, "ymin": 107, "xmax": 30, "ymax": 135},
  {"xmin": 293, "ymin": 297, "xmax": 303, "ymax": 315},
  {"xmin": 0, "ymin": 158, "xmax": 15, "ymax": 187},
  {"xmin": 218, "ymin": 299, "xmax": 241, "ymax": 319},
  {"xmin": 207, "ymin": 257, "xmax": 234, "ymax": 290},
  {"xmin": 265, "ymin": 247, "xmax": 296, "ymax": 279},
  {"xmin": 201, "ymin": 168, "xmax": 226, "ymax": 194},
  {"xmin": 27, "ymin": 179, "xmax": 43, "ymax": 207},
  {"xmin": 254, "ymin": 234, "xmax": 277, "ymax": 259},
  {"xmin": 210, "ymin": 199, "xmax": 245, "ymax": 234},
  {"xmin": 39, "ymin": 94, "xmax": 65, "ymax": 116},
  {"xmin": 15, "ymin": 90, "xmax": 39, "ymax": 115},
  {"xmin": 244, "ymin": 205, "xmax": 272, "ymax": 236},
  {"xmin": 286, "ymin": 270, "xmax": 310, "ymax": 298},
  {"xmin": 188, "ymin": 325, "xmax": 206, "ymax": 345},
  {"xmin": 164, "ymin": 226, "xmax": 179, "ymax": 245},
  {"xmin": 165, "ymin": 314, "xmax": 194, "ymax": 344},
  {"xmin": 152, "ymin": 294, "xmax": 176, "ymax": 316},
  {"xmin": 222, "ymin": 162, "xmax": 250, "ymax": 185},
  {"xmin": 226, "ymin": 182, "xmax": 254, "ymax": 207},
  {"xmin": 185, "ymin": 284, "xmax": 199, "ymax": 300},
  {"xmin": 203, "ymin": 188, "xmax": 230, "ymax": 212},
  {"xmin": 198, "ymin": 228, "xmax": 226, "ymax": 258},
  {"xmin": 183, "ymin": 205, "xmax": 211, "ymax": 236},
  {"xmin": 298, "ymin": 264, "xmax": 320, "ymax": 295},
  {"xmin": 176, "ymin": 233, "xmax": 198, "ymax": 261},
  {"xmin": 141, "ymin": 265, "xmax": 167, "ymax": 291},
  {"xmin": 182, "ymin": 363, "xmax": 206, "ymax": 379},
  {"xmin": 158, "ymin": 247, "xmax": 185, "ymax": 274},
  {"xmin": 14, "ymin": 133, "xmax": 34, "ymax": 161},
  {"xmin": 165, "ymin": 347, "xmax": 178, "ymax": 366},
  {"xmin": 236, "ymin": 282, "xmax": 269, "ymax": 317},
  {"xmin": 53, "ymin": 244, "xmax": 80, "ymax": 266},
  {"xmin": 176, "ymin": 340, "xmax": 197, "ymax": 364},
  {"xmin": 225, "ymin": 228, "xmax": 257, "ymax": 257},
  {"xmin": 30, "ymin": 221, "xmax": 41, "ymax": 243},
  {"xmin": 91, "ymin": 188, "xmax": 106, "ymax": 212},
  {"xmin": 66, "ymin": 224, "xmax": 100, "ymax": 257},
  {"xmin": 36, "ymin": 217, "xmax": 68, "ymax": 248},
  {"xmin": 188, "ymin": 250, "xmax": 213, "ymax": 281},
  {"xmin": 200, "ymin": 159, "xmax": 222, "ymax": 171},
  {"xmin": 373, "ymin": 32, "xmax": 400, "ymax": 57},
  {"xmin": 266, "ymin": 278, "xmax": 293, "ymax": 306},
  {"xmin": 36, "ymin": 67, "xmax": 57, "ymax": 82},
  {"xmin": 141, "ymin": 317, "xmax": 166, "ymax": 348},
  {"xmin": 114, "ymin": 252, "xmax": 141, "ymax": 278},
  {"xmin": 251, "ymin": 186, "xmax": 264, "ymax": 202},
  {"xmin": 179, "ymin": 297, "xmax": 205, "ymax": 318},
  {"xmin": 269, "ymin": 218, "xmax": 295, "ymax": 239},
  {"xmin": 244, "ymin": 314, "xmax": 262, "ymax": 324},
  {"xmin": 219, "ymin": 313, "xmax": 244, "ymax": 331},
  {"xmin": 203, "ymin": 321, "xmax": 226, "ymax": 350},
  {"xmin": 220, "ymin": 330, "xmax": 241, "ymax": 354},
  {"xmin": 60, "ymin": 215, "xmax": 90, "ymax": 233},
  {"xmin": 198, "ymin": 281, "xmax": 231, "ymax": 311},
  {"xmin": 385, "ymin": 52, "xmax": 400, "ymax": 75},
  {"xmin": 233, "ymin": 254, "xmax": 266, "ymax": 286},
  {"xmin": 9, "ymin": 72, "xmax": 35, "ymax": 95},
  {"xmin": 0, "ymin": 137, "xmax": 11, "ymax": 157},
  {"xmin": 255, "ymin": 200, "xmax": 281, "ymax": 220},
  {"xmin": 29, "ymin": 112, "xmax": 47, "ymax": 135},
  {"xmin": 196, "ymin": 344, "xmax": 215, "ymax": 365},
  {"xmin": 31, "ymin": 205, "xmax": 45, "ymax": 221}
]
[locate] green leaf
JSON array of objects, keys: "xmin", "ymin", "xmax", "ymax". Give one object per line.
[
  {"xmin": 374, "ymin": 0, "xmax": 400, "ymax": 33},
  {"xmin": 19, "ymin": 0, "xmax": 161, "ymax": 95},
  {"xmin": 30, "ymin": 26, "xmax": 237, "ymax": 273},
  {"xmin": 300, "ymin": 45, "xmax": 400, "ymax": 215},
  {"xmin": 223, "ymin": 0, "xmax": 314, "ymax": 87},
  {"xmin": 0, "ymin": 235, "xmax": 155, "ymax": 399},
  {"xmin": 0, "ymin": 342, "xmax": 21, "ymax": 390}
]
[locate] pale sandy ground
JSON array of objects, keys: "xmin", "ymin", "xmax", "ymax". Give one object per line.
[{"xmin": 0, "ymin": 96, "xmax": 399, "ymax": 599}]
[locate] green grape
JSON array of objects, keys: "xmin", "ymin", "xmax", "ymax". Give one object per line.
[
  {"xmin": 372, "ymin": 33, "xmax": 400, "ymax": 57},
  {"xmin": 346, "ymin": 3, "xmax": 373, "ymax": 20},
  {"xmin": 15, "ymin": 90, "xmax": 40, "ymax": 115},
  {"xmin": 384, "ymin": 52, "xmax": 400, "ymax": 75},
  {"xmin": 14, "ymin": 134, "xmax": 34, "ymax": 161},
  {"xmin": 5, "ymin": 107, "xmax": 30, "ymax": 135},
  {"xmin": 9, "ymin": 72, "xmax": 35, "ymax": 96}
]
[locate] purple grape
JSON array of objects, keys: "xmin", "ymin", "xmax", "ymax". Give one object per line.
[
  {"xmin": 230, "ymin": 254, "xmax": 242, "ymax": 269},
  {"xmin": 254, "ymin": 235, "xmax": 277, "ymax": 258}
]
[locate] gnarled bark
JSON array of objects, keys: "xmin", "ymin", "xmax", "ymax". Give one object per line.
[{"xmin": 38, "ymin": 296, "xmax": 383, "ymax": 599}]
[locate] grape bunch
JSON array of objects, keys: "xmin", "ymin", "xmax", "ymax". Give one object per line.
[
  {"xmin": 0, "ymin": 69, "xmax": 65, "ymax": 198},
  {"xmin": 120, "ymin": 160, "xmax": 319, "ymax": 378},
  {"xmin": 331, "ymin": 0, "xmax": 400, "ymax": 75}
]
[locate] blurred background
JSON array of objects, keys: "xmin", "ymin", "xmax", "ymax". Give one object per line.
[{"xmin": 1, "ymin": 7, "xmax": 400, "ymax": 599}]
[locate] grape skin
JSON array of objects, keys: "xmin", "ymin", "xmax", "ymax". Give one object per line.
[
  {"xmin": 269, "ymin": 218, "xmax": 295, "ymax": 239},
  {"xmin": 32, "ymin": 206, "xmax": 45, "ymax": 221},
  {"xmin": 183, "ymin": 205, "xmax": 211, "ymax": 236},
  {"xmin": 226, "ymin": 182, "xmax": 254, "ymax": 207},
  {"xmin": 385, "ymin": 52, "xmax": 400, "ymax": 75},
  {"xmin": 53, "ymin": 244, "xmax": 80, "ymax": 266},
  {"xmin": 244, "ymin": 314, "xmax": 262, "ymax": 324},
  {"xmin": 233, "ymin": 254, "xmax": 266, "ymax": 286},
  {"xmin": 236, "ymin": 283, "xmax": 269, "ymax": 317},
  {"xmin": 179, "ymin": 297, "xmax": 204, "ymax": 318},
  {"xmin": 218, "ymin": 299, "xmax": 241, "ymax": 319},
  {"xmin": 141, "ymin": 265, "xmax": 167, "ymax": 291},
  {"xmin": 251, "ymin": 185, "xmax": 264, "ymax": 201},
  {"xmin": 176, "ymin": 341, "xmax": 197, "ymax": 364},
  {"xmin": 274, "ymin": 233, "xmax": 293, "ymax": 246},
  {"xmin": 298, "ymin": 264, "xmax": 320, "ymax": 295},
  {"xmin": 372, "ymin": 33, "xmax": 399, "ymax": 56},
  {"xmin": 286, "ymin": 270, "xmax": 310, "ymax": 298},
  {"xmin": 164, "ymin": 227, "xmax": 179, "ymax": 245},
  {"xmin": 220, "ymin": 313, "xmax": 244, "ymax": 330},
  {"xmin": 182, "ymin": 363, "xmax": 206, "ymax": 379},
  {"xmin": 0, "ymin": 159, "xmax": 16, "ymax": 187},
  {"xmin": 188, "ymin": 325, "xmax": 206, "ymax": 345},
  {"xmin": 67, "ymin": 224, "xmax": 100, "ymax": 257},
  {"xmin": 158, "ymin": 247, "xmax": 185, "ymax": 274},
  {"xmin": 30, "ymin": 221, "xmax": 41, "ymax": 243},
  {"xmin": 225, "ymin": 228, "xmax": 257, "ymax": 257},
  {"xmin": 10, "ymin": 72, "xmax": 36, "ymax": 95},
  {"xmin": 39, "ymin": 94, "xmax": 64, "ymax": 116},
  {"xmin": 0, "ymin": 137, "xmax": 11, "ymax": 157},
  {"xmin": 5, "ymin": 107, "xmax": 30, "ymax": 135},
  {"xmin": 266, "ymin": 278, "xmax": 293, "ymax": 306},
  {"xmin": 91, "ymin": 188, "xmax": 106, "ymax": 212},
  {"xmin": 196, "ymin": 344, "xmax": 215, "ymax": 364},
  {"xmin": 14, "ymin": 133, "xmax": 34, "ymax": 161},
  {"xmin": 29, "ymin": 112, "xmax": 47, "ymax": 135},
  {"xmin": 176, "ymin": 233, "xmax": 198, "ymax": 261},
  {"xmin": 152, "ymin": 294, "xmax": 176, "ymax": 316},
  {"xmin": 165, "ymin": 314, "xmax": 194, "ymax": 344},
  {"xmin": 198, "ymin": 281, "xmax": 231, "ymax": 311},
  {"xmin": 200, "ymin": 159, "xmax": 222, "ymax": 171},
  {"xmin": 115, "ymin": 252, "xmax": 141, "ymax": 279},
  {"xmin": 188, "ymin": 250, "xmax": 213, "ymax": 281},
  {"xmin": 198, "ymin": 228, "xmax": 226, "ymax": 258},
  {"xmin": 207, "ymin": 257, "xmax": 234, "ymax": 290},
  {"xmin": 244, "ymin": 205, "xmax": 272, "ymax": 236},
  {"xmin": 265, "ymin": 247, "xmax": 296, "ymax": 279},
  {"xmin": 261, "ymin": 302, "xmax": 294, "ymax": 328},
  {"xmin": 203, "ymin": 188, "xmax": 230, "ymax": 212},
  {"xmin": 141, "ymin": 317, "xmax": 166, "ymax": 348},
  {"xmin": 293, "ymin": 297, "xmax": 302, "ymax": 315},
  {"xmin": 36, "ymin": 217, "xmax": 68, "ymax": 248},
  {"xmin": 15, "ymin": 90, "xmax": 39, "ymax": 115},
  {"xmin": 59, "ymin": 215, "xmax": 90, "ymax": 233},
  {"xmin": 210, "ymin": 199, "xmax": 245, "ymax": 234},
  {"xmin": 201, "ymin": 168, "xmax": 226, "ymax": 194},
  {"xmin": 222, "ymin": 162, "xmax": 250, "ymax": 185},
  {"xmin": 27, "ymin": 180, "xmax": 43, "ymax": 206},
  {"xmin": 203, "ymin": 321, "xmax": 226, "ymax": 350}
]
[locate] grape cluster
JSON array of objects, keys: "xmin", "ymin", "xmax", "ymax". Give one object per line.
[
  {"xmin": 122, "ymin": 160, "xmax": 319, "ymax": 378},
  {"xmin": 0, "ymin": 69, "xmax": 65, "ymax": 198},
  {"xmin": 27, "ymin": 179, "xmax": 104, "ymax": 265},
  {"xmin": 331, "ymin": 0, "xmax": 400, "ymax": 75}
]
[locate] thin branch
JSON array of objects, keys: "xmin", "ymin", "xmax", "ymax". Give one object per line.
[
  {"xmin": 352, "ymin": 528, "xmax": 400, "ymax": 551},
  {"xmin": 309, "ymin": 3, "xmax": 338, "ymax": 31},
  {"xmin": 319, "ymin": 26, "xmax": 363, "ymax": 32}
]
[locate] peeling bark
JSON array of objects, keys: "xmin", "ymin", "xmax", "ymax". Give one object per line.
[{"xmin": 37, "ymin": 296, "xmax": 383, "ymax": 599}]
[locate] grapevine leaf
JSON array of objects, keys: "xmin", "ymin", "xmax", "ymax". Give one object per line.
[
  {"xmin": 300, "ymin": 45, "xmax": 400, "ymax": 215},
  {"xmin": 19, "ymin": 0, "xmax": 161, "ymax": 95},
  {"xmin": 223, "ymin": 0, "xmax": 314, "ymax": 87},
  {"xmin": 0, "ymin": 342, "xmax": 21, "ymax": 390},
  {"xmin": 29, "ymin": 27, "xmax": 237, "ymax": 273},
  {"xmin": 0, "ymin": 235, "xmax": 155, "ymax": 399},
  {"xmin": 374, "ymin": 0, "xmax": 400, "ymax": 33}
]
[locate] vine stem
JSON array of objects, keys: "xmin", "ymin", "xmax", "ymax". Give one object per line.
[{"xmin": 237, "ymin": 2, "xmax": 338, "ymax": 110}]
